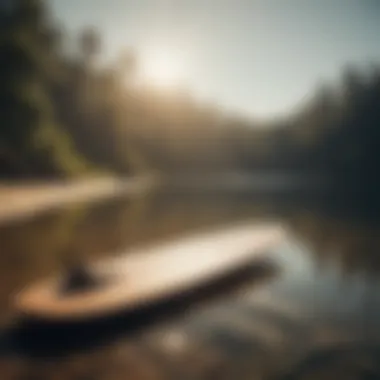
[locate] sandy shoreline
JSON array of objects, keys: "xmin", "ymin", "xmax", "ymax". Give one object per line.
[{"xmin": 0, "ymin": 177, "xmax": 153, "ymax": 225}]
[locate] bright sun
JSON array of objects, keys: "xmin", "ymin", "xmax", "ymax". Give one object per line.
[{"xmin": 139, "ymin": 48, "xmax": 187, "ymax": 88}]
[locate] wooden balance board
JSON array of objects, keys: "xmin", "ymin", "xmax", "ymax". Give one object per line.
[{"xmin": 14, "ymin": 223, "xmax": 285, "ymax": 322}]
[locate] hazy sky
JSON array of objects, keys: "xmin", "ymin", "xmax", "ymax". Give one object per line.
[{"xmin": 50, "ymin": 0, "xmax": 380, "ymax": 118}]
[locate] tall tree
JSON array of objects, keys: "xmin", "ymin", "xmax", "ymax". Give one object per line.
[{"xmin": 0, "ymin": 0, "xmax": 86, "ymax": 178}]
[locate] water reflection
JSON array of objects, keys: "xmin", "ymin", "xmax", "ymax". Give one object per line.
[{"xmin": 0, "ymin": 193, "xmax": 380, "ymax": 379}]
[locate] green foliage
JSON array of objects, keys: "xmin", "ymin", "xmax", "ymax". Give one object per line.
[
  {"xmin": 0, "ymin": 0, "xmax": 88, "ymax": 178},
  {"xmin": 287, "ymin": 64, "xmax": 380, "ymax": 182},
  {"xmin": 1, "ymin": 1, "xmax": 380, "ymax": 182}
]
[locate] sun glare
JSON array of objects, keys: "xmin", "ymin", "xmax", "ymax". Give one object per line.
[{"xmin": 139, "ymin": 48, "xmax": 187, "ymax": 88}]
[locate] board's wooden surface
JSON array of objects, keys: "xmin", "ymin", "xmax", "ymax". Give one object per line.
[{"xmin": 14, "ymin": 223, "xmax": 285, "ymax": 321}]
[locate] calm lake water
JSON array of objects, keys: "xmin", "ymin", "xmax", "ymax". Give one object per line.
[{"xmin": 1, "ymin": 190, "xmax": 380, "ymax": 380}]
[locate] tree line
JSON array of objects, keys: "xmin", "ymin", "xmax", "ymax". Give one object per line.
[{"xmin": 1, "ymin": 0, "xmax": 380, "ymax": 186}]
